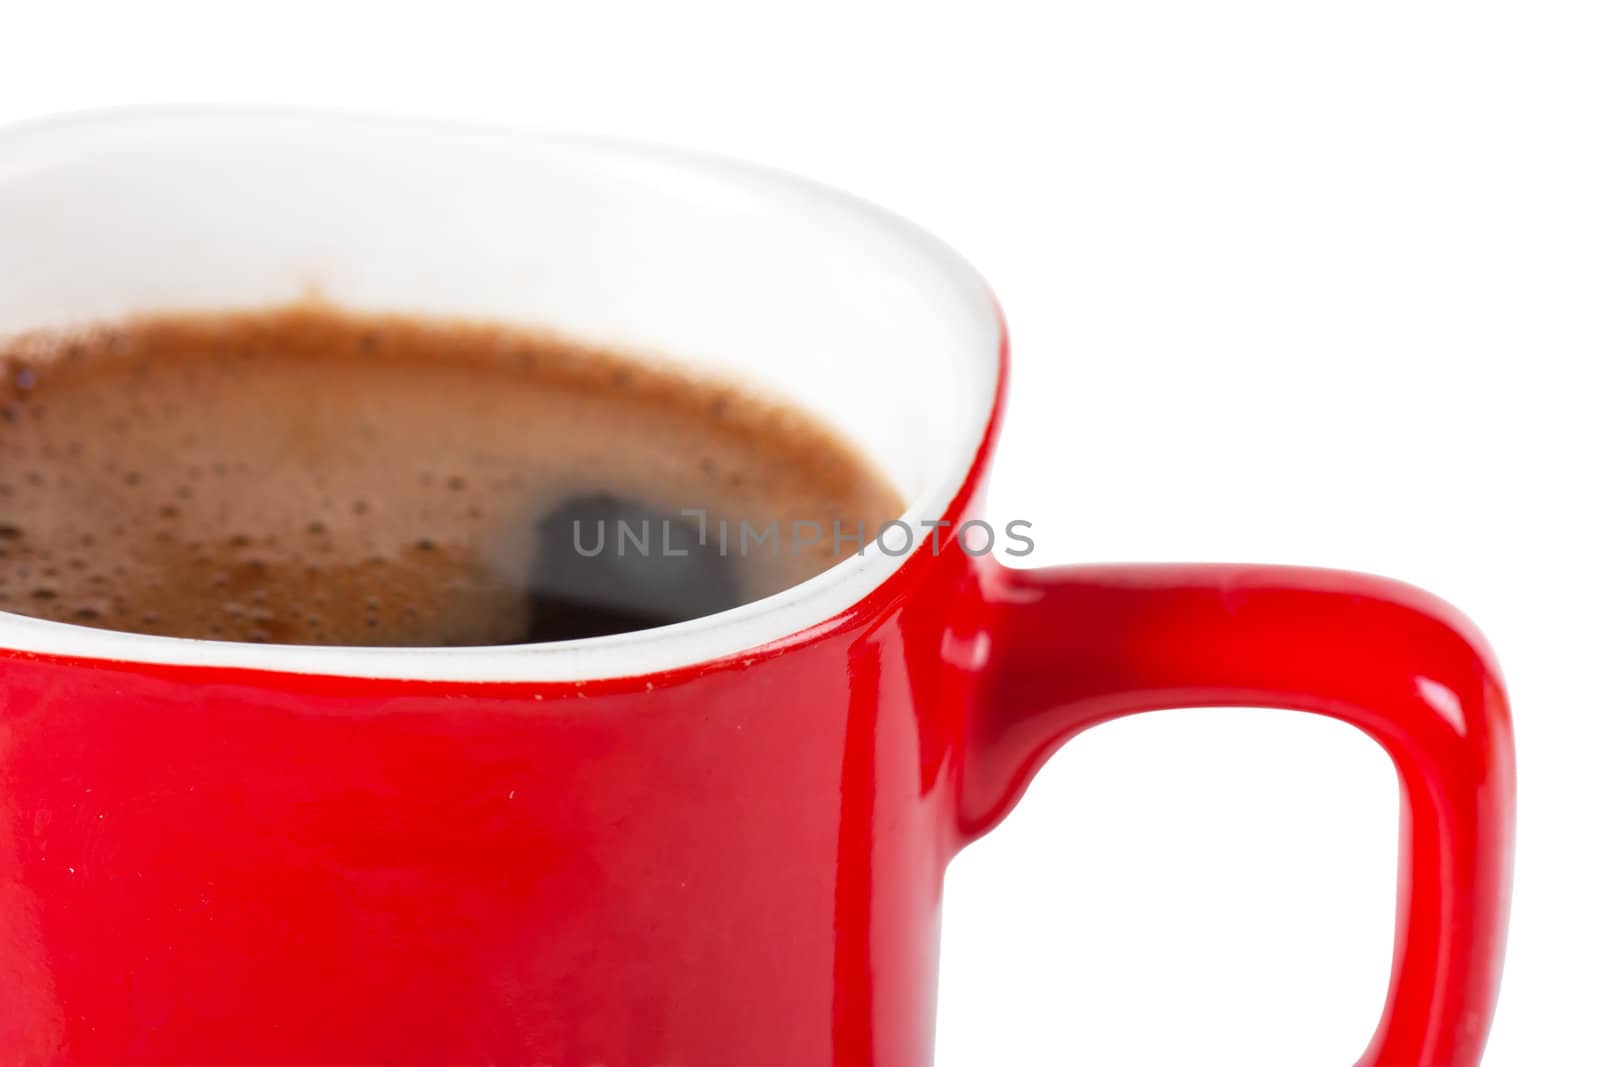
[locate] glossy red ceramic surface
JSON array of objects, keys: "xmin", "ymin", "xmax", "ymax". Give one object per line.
[
  {"xmin": 964, "ymin": 562, "xmax": 1514, "ymax": 1067},
  {"xmin": 0, "ymin": 369, "xmax": 1512, "ymax": 1066}
]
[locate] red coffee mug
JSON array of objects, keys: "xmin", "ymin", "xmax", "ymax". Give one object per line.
[{"xmin": 0, "ymin": 109, "xmax": 1512, "ymax": 1066}]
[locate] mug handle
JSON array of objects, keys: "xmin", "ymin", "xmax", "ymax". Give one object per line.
[{"xmin": 959, "ymin": 563, "xmax": 1514, "ymax": 1067}]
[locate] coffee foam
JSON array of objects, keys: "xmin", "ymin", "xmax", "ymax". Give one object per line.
[{"xmin": 0, "ymin": 305, "xmax": 903, "ymax": 645}]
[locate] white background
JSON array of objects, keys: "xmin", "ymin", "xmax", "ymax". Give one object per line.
[{"xmin": 4, "ymin": 3, "xmax": 1596, "ymax": 1064}]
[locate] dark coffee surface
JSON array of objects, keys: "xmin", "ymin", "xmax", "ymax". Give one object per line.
[{"xmin": 0, "ymin": 305, "xmax": 903, "ymax": 645}]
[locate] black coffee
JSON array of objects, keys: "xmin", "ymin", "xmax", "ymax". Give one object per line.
[{"xmin": 0, "ymin": 306, "xmax": 903, "ymax": 645}]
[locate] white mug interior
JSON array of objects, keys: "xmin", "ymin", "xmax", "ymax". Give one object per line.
[{"xmin": 0, "ymin": 108, "xmax": 1000, "ymax": 680}]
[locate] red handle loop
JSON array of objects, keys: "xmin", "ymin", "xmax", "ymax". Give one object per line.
[{"xmin": 961, "ymin": 563, "xmax": 1514, "ymax": 1067}]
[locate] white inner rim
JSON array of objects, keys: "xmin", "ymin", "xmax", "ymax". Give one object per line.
[{"xmin": 0, "ymin": 108, "xmax": 1000, "ymax": 682}]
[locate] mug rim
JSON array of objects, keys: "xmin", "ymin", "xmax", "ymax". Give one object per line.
[{"xmin": 0, "ymin": 105, "xmax": 1006, "ymax": 682}]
